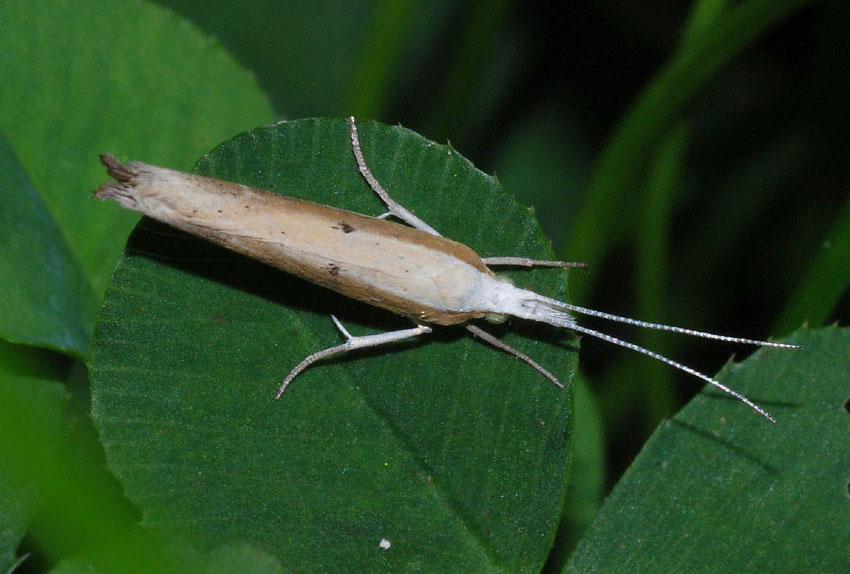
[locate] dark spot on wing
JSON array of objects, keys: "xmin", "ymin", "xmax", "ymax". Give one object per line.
[
  {"xmin": 332, "ymin": 221, "xmax": 355, "ymax": 233},
  {"xmin": 328, "ymin": 264, "xmax": 340, "ymax": 276}
]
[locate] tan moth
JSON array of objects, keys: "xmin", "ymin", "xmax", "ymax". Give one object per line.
[{"xmin": 95, "ymin": 117, "xmax": 798, "ymax": 421}]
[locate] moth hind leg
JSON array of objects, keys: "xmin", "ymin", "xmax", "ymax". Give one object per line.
[
  {"xmin": 347, "ymin": 116, "xmax": 440, "ymax": 236},
  {"xmin": 465, "ymin": 324, "xmax": 564, "ymax": 388},
  {"xmin": 276, "ymin": 316, "xmax": 432, "ymax": 398}
]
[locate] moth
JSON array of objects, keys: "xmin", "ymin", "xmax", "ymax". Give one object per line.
[{"xmin": 95, "ymin": 117, "xmax": 797, "ymax": 421}]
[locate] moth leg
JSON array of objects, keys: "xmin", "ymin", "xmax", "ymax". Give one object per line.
[
  {"xmin": 349, "ymin": 116, "xmax": 565, "ymax": 390},
  {"xmin": 482, "ymin": 257, "xmax": 587, "ymax": 269},
  {"xmin": 349, "ymin": 116, "xmax": 589, "ymax": 273},
  {"xmin": 465, "ymin": 324, "xmax": 563, "ymax": 388},
  {"xmin": 276, "ymin": 315, "xmax": 432, "ymax": 398},
  {"xmin": 348, "ymin": 116, "xmax": 441, "ymax": 236}
]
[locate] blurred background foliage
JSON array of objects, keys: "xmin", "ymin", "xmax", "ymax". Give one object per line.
[
  {"xmin": 2, "ymin": 0, "xmax": 848, "ymax": 570},
  {"xmin": 155, "ymin": 0, "xmax": 846, "ymax": 478}
]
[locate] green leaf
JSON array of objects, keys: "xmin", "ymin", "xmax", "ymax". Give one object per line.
[
  {"xmin": 0, "ymin": 342, "xmax": 69, "ymax": 571},
  {"xmin": 154, "ymin": 0, "xmax": 461, "ymax": 123},
  {"xmin": 0, "ymin": 132, "xmax": 96, "ymax": 356},
  {"xmin": 90, "ymin": 119, "xmax": 577, "ymax": 572},
  {"xmin": 0, "ymin": 0, "xmax": 275, "ymax": 297},
  {"xmin": 155, "ymin": 0, "xmax": 373, "ymax": 117},
  {"xmin": 544, "ymin": 374, "xmax": 605, "ymax": 573},
  {"xmin": 1, "ymin": 340, "xmax": 281, "ymax": 572},
  {"xmin": 53, "ymin": 538, "xmax": 284, "ymax": 574},
  {"xmin": 565, "ymin": 326, "xmax": 850, "ymax": 573}
]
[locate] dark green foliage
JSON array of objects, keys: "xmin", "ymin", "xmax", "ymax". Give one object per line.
[
  {"xmin": 2, "ymin": 0, "xmax": 848, "ymax": 571},
  {"xmin": 567, "ymin": 326, "xmax": 850, "ymax": 572}
]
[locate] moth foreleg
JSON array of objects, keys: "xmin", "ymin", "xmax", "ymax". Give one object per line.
[{"xmin": 347, "ymin": 116, "xmax": 441, "ymax": 236}]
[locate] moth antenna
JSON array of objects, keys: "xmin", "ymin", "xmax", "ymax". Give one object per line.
[
  {"xmin": 544, "ymin": 298, "xmax": 800, "ymax": 349},
  {"xmin": 512, "ymin": 292, "xmax": 785, "ymax": 420},
  {"xmin": 569, "ymin": 323, "xmax": 777, "ymax": 423}
]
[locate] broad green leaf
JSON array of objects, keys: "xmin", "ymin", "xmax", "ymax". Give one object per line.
[
  {"xmin": 153, "ymin": 0, "xmax": 459, "ymax": 123},
  {"xmin": 0, "ymin": 342, "xmax": 68, "ymax": 571},
  {"xmin": 90, "ymin": 119, "xmax": 577, "ymax": 572},
  {"xmin": 0, "ymin": 471, "xmax": 27, "ymax": 573},
  {"xmin": 0, "ymin": 341, "xmax": 281, "ymax": 572},
  {"xmin": 565, "ymin": 326, "xmax": 850, "ymax": 573},
  {"xmin": 0, "ymin": 0, "xmax": 275, "ymax": 298},
  {"xmin": 154, "ymin": 0, "xmax": 373, "ymax": 117},
  {"xmin": 53, "ymin": 538, "xmax": 283, "ymax": 574},
  {"xmin": 0, "ymin": 132, "xmax": 95, "ymax": 356}
]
